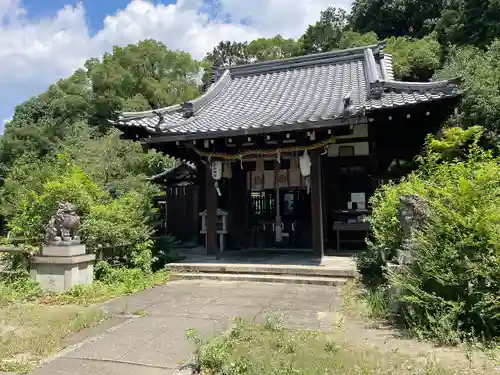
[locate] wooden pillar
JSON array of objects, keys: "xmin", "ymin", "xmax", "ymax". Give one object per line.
[
  {"xmin": 310, "ymin": 150, "xmax": 324, "ymax": 258},
  {"xmin": 206, "ymin": 162, "xmax": 218, "ymax": 256},
  {"xmin": 274, "ymin": 161, "xmax": 282, "ymax": 243},
  {"xmin": 230, "ymin": 165, "xmax": 247, "ymax": 249},
  {"xmin": 321, "ymin": 159, "xmax": 328, "ymax": 249},
  {"xmin": 188, "ymin": 186, "xmax": 200, "ymax": 243}
]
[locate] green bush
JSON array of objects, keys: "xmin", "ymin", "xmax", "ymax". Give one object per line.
[
  {"xmin": 357, "ymin": 176, "xmax": 428, "ymax": 286},
  {"xmin": 360, "ymin": 128, "xmax": 500, "ymax": 343},
  {"xmin": 8, "ymin": 162, "xmax": 104, "ymax": 242},
  {"xmin": 6, "ymin": 156, "xmax": 158, "ymax": 272},
  {"xmin": 80, "ymin": 191, "xmax": 155, "ymax": 271}
]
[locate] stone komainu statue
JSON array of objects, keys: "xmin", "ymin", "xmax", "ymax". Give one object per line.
[
  {"xmin": 396, "ymin": 194, "xmax": 431, "ymax": 264},
  {"xmin": 46, "ymin": 202, "xmax": 81, "ymax": 242}
]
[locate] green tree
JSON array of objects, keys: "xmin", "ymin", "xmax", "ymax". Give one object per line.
[
  {"xmin": 201, "ymin": 37, "xmax": 300, "ymax": 88},
  {"xmin": 0, "ymin": 125, "xmax": 171, "ymax": 219},
  {"xmin": 349, "ymin": 0, "xmax": 445, "ymax": 38},
  {"xmin": 87, "ymin": 39, "xmax": 201, "ymax": 125},
  {"xmin": 385, "ymin": 35, "xmax": 441, "ymax": 81},
  {"xmin": 205, "ymin": 41, "xmax": 250, "ymax": 68},
  {"xmin": 436, "ymin": 0, "xmax": 500, "ymax": 48},
  {"xmin": 0, "ymin": 70, "xmax": 93, "ymax": 169},
  {"xmin": 202, "ymin": 41, "xmax": 250, "ymax": 88},
  {"xmin": 0, "ymin": 39, "xmax": 195, "ymax": 272},
  {"xmin": 247, "ymin": 35, "xmax": 300, "ymax": 61},
  {"xmin": 0, "ymin": 40, "xmax": 196, "ymax": 173},
  {"xmin": 0, "ymin": 153, "xmax": 65, "ymax": 218},
  {"xmin": 298, "ymin": 7, "xmax": 348, "ymax": 54},
  {"xmin": 66, "ymin": 127, "xmax": 173, "ymax": 196},
  {"xmin": 328, "ymin": 31, "xmax": 440, "ymax": 82},
  {"xmin": 435, "ymin": 40, "xmax": 500, "ymax": 134},
  {"xmin": 338, "ymin": 31, "xmax": 378, "ymax": 49}
]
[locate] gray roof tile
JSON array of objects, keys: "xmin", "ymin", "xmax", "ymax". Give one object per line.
[{"xmin": 113, "ymin": 41, "xmax": 461, "ymax": 138}]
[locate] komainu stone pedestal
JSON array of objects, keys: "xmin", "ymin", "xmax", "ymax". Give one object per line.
[{"xmin": 30, "ymin": 242, "xmax": 95, "ymax": 293}]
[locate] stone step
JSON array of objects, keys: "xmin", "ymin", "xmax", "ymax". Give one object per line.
[
  {"xmin": 170, "ymin": 272, "xmax": 347, "ymax": 286},
  {"xmin": 166, "ymin": 263, "xmax": 356, "ymax": 278}
]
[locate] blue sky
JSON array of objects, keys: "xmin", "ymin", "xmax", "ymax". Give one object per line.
[
  {"xmin": 22, "ymin": 0, "xmax": 176, "ymax": 34},
  {"xmin": 0, "ymin": 0, "xmax": 349, "ymax": 133}
]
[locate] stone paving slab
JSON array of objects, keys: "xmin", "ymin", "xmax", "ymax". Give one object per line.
[{"xmin": 30, "ymin": 280, "xmax": 340, "ymax": 375}]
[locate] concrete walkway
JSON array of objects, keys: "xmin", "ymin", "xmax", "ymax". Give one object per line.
[{"xmin": 30, "ymin": 280, "xmax": 341, "ymax": 375}]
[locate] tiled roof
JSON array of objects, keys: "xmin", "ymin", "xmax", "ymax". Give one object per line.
[
  {"xmin": 149, "ymin": 160, "xmax": 196, "ymax": 181},
  {"xmin": 149, "ymin": 161, "xmax": 197, "ymax": 187},
  {"xmin": 113, "ymin": 41, "xmax": 460, "ymax": 140}
]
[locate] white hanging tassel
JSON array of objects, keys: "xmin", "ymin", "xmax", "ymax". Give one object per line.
[
  {"xmin": 299, "ymin": 150, "xmax": 312, "ymax": 194},
  {"xmin": 215, "ymin": 181, "xmax": 221, "ymax": 196}
]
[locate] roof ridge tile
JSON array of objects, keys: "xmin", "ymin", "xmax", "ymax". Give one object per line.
[{"xmin": 222, "ymin": 40, "xmax": 387, "ymax": 75}]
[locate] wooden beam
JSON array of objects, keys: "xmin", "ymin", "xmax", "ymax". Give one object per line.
[
  {"xmin": 205, "ymin": 162, "xmax": 218, "ymax": 256},
  {"xmin": 310, "ymin": 150, "xmax": 324, "ymax": 257}
]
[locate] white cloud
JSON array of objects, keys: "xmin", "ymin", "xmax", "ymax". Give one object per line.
[
  {"xmin": 0, "ymin": 0, "xmax": 352, "ymax": 131},
  {"xmin": 214, "ymin": 0, "xmax": 351, "ymax": 35}
]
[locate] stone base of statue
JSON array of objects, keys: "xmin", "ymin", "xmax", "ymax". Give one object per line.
[
  {"xmin": 30, "ymin": 240, "xmax": 95, "ymax": 293},
  {"xmin": 385, "ymin": 262, "xmax": 405, "ymax": 312}
]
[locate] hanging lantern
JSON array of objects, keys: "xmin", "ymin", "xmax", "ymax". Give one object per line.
[
  {"xmin": 299, "ymin": 150, "xmax": 311, "ymax": 177},
  {"xmin": 211, "ymin": 161, "xmax": 223, "ymax": 196},
  {"xmin": 299, "ymin": 150, "xmax": 312, "ymax": 194}
]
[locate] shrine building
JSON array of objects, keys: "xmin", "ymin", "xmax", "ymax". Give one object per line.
[{"xmin": 112, "ymin": 41, "xmax": 461, "ymax": 258}]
